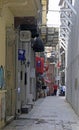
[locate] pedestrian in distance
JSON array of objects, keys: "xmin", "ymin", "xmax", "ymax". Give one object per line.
[
  {"xmin": 53, "ymin": 82, "xmax": 58, "ymax": 96},
  {"xmin": 62, "ymin": 85, "xmax": 66, "ymax": 96}
]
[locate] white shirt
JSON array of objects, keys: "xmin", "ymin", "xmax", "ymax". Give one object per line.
[{"xmin": 63, "ymin": 85, "xmax": 66, "ymax": 92}]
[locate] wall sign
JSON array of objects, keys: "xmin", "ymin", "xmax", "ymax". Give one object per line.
[
  {"xmin": 18, "ymin": 49, "xmax": 26, "ymax": 61},
  {"xmin": 20, "ymin": 31, "xmax": 31, "ymax": 42}
]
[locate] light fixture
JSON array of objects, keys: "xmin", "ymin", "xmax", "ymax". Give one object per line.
[{"xmin": 27, "ymin": 60, "xmax": 30, "ymax": 67}]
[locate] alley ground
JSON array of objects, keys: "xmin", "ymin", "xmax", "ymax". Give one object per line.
[{"xmin": 2, "ymin": 96, "xmax": 79, "ymax": 130}]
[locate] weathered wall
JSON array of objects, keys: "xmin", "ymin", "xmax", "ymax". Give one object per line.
[
  {"xmin": 66, "ymin": 0, "xmax": 79, "ymax": 115},
  {"xmin": 0, "ymin": 7, "xmax": 14, "ymax": 128},
  {"xmin": 0, "ymin": 7, "xmax": 14, "ymax": 67}
]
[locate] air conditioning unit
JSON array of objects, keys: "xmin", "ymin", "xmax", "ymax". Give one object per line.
[{"xmin": 20, "ymin": 31, "xmax": 31, "ymax": 42}]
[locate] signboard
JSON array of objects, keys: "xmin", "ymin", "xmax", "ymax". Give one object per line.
[
  {"xmin": 20, "ymin": 31, "xmax": 31, "ymax": 42},
  {"xmin": 18, "ymin": 49, "xmax": 26, "ymax": 61},
  {"xmin": 36, "ymin": 56, "xmax": 44, "ymax": 74}
]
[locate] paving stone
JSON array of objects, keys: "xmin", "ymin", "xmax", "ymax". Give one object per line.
[{"xmin": 3, "ymin": 96, "xmax": 79, "ymax": 130}]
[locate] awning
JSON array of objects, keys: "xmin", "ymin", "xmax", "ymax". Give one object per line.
[{"xmin": 44, "ymin": 79, "xmax": 51, "ymax": 83}]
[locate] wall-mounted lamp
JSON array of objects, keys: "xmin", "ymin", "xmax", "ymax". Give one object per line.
[{"xmin": 27, "ymin": 60, "xmax": 30, "ymax": 67}]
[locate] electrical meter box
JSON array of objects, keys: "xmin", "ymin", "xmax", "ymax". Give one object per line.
[{"xmin": 20, "ymin": 31, "xmax": 31, "ymax": 42}]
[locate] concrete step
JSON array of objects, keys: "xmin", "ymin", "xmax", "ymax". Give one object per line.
[{"xmin": 21, "ymin": 104, "xmax": 32, "ymax": 114}]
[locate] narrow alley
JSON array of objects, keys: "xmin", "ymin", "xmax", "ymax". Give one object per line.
[
  {"xmin": 3, "ymin": 96, "xmax": 79, "ymax": 130},
  {"xmin": 1, "ymin": 0, "xmax": 79, "ymax": 130}
]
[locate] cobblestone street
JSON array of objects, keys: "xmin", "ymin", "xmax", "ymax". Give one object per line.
[{"xmin": 3, "ymin": 96, "xmax": 79, "ymax": 130}]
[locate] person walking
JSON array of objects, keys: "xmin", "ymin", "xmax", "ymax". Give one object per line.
[
  {"xmin": 62, "ymin": 85, "xmax": 66, "ymax": 96},
  {"xmin": 53, "ymin": 82, "xmax": 58, "ymax": 96}
]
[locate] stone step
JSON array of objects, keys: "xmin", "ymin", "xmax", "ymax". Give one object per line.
[{"xmin": 21, "ymin": 104, "xmax": 32, "ymax": 113}]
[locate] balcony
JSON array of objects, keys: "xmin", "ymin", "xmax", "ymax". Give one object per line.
[{"xmin": 0, "ymin": 0, "xmax": 41, "ymax": 17}]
